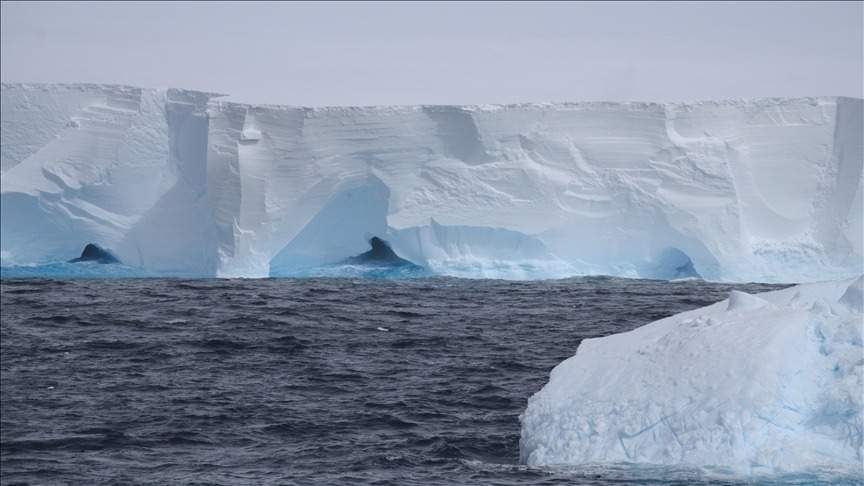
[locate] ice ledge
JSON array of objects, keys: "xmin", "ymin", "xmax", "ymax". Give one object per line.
[
  {"xmin": 2, "ymin": 82, "xmax": 856, "ymax": 111},
  {"xmin": 0, "ymin": 82, "xmax": 227, "ymax": 100}
]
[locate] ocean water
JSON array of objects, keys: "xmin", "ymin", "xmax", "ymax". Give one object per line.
[{"xmin": 1, "ymin": 276, "xmax": 856, "ymax": 485}]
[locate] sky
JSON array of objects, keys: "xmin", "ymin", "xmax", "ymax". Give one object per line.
[{"xmin": 1, "ymin": 1, "xmax": 862, "ymax": 106}]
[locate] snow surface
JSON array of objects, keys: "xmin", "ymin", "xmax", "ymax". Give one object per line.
[
  {"xmin": 520, "ymin": 276, "xmax": 864, "ymax": 475},
  {"xmin": 2, "ymin": 83, "xmax": 862, "ymax": 280}
]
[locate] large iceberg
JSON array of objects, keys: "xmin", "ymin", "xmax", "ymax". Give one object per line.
[
  {"xmin": 520, "ymin": 276, "xmax": 864, "ymax": 475},
  {"xmin": 2, "ymin": 83, "xmax": 861, "ymax": 280}
]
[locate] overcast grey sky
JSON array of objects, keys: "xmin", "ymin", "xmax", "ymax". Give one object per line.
[{"xmin": 1, "ymin": 1, "xmax": 861, "ymax": 106}]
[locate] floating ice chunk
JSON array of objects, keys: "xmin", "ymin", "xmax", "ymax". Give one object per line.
[{"xmin": 520, "ymin": 276, "xmax": 864, "ymax": 476}]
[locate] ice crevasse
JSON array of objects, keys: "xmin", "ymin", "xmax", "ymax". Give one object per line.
[
  {"xmin": 520, "ymin": 276, "xmax": 864, "ymax": 475},
  {"xmin": 1, "ymin": 83, "xmax": 862, "ymax": 281}
]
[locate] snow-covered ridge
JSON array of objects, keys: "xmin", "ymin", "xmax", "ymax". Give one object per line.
[
  {"xmin": 2, "ymin": 81, "xmax": 844, "ymax": 111},
  {"xmin": 2, "ymin": 83, "xmax": 862, "ymax": 280},
  {"xmin": 520, "ymin": 276, "xmax": 864, "ymax": 475}
]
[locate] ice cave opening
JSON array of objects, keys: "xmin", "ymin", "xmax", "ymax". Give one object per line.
[{"xmin": 644, "ymin": 247, "xmax": 702, "ymax": 280}]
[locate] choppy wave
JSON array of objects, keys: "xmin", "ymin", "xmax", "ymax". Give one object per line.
[
  {"xmin": 0, "ymin": 262, "xmax": 153, "ymax": 278},
  {"xmin": 271, "ymin": 263, "xmax": 433, "ymax": 279},
  {"xmin": 3, "ymin": 277, "xmax": 852, "ymax": 485}
]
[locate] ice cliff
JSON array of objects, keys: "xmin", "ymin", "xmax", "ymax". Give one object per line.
[
  {"xmin": 520, "ymin": 276, "xmax": 864, "ymax": 475},
  {"xmin": 2, "ymin": 83, "xmax": 862, "ymax": 280}
]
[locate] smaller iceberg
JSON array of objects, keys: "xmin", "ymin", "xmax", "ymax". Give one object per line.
[{"xmin": 520, "ymin": 276, "xmax": 864, "ymax": 477}]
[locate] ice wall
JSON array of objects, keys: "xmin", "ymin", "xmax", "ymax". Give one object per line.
[
  {"xmin": 1, "ymin": 84, "xmax": 219, "ymax": 274},
  {"xmin": 2, "ymin": 83, "xmax": 862, "ymax": 281}
]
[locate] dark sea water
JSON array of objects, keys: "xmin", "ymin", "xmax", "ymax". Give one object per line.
[{"xmin": 2, "ymin": 276, "xmax": 854, "ymax": 485}]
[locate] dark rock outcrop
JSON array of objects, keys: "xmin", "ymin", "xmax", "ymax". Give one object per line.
[
  {"xmin": 340, "ymin": 237, "xmax": 422, "ymax": 269},
  {"xmin": 69, "ymin": 244, "xmax": 120, "ymax": 264}
]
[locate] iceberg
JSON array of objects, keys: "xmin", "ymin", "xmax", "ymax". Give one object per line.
[
  {"xmin": 2, "ymin": 83, "xmax": 861, "ymax": 281},
  {"xmin": 520, "ymin": 276, "xmax": 864, "ymax": 475}
]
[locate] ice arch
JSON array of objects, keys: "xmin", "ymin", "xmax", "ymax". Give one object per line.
[
  {"xmin": 269, "ymin": 175, "xmax": 391, "ymax": 276},
  {"xmin": 640, "ymin": 247, "xmax": 702, "ymax": 280}
]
